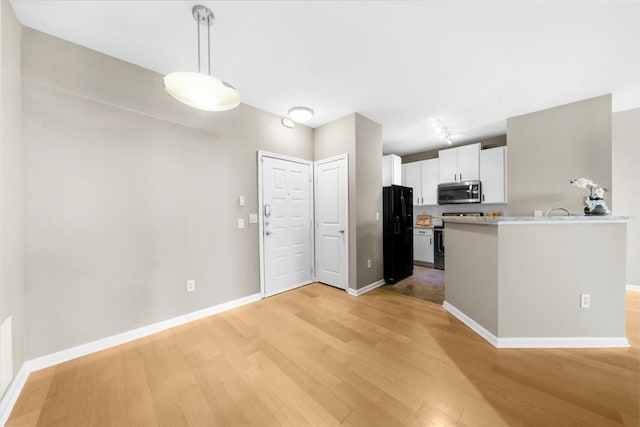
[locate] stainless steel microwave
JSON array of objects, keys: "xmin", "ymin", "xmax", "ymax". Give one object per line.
[{"xmin": 437, "ymin": 180, "xmax": 482, "ymax": 204}]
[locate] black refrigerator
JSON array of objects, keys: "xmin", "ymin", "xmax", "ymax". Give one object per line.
[{"xmin": 383, "ymin": 185, "xmax": 413, "ymax": 284}]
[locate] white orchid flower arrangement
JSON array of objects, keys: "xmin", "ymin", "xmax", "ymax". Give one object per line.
[{"xmin": 569, "ymin": 177, "xmax": 608, "ymax": 200}]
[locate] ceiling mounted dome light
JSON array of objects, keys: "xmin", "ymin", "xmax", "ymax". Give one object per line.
[
  {"xmin": 288, "ymin": 106, "xmax": 314, "ymax": 123},
  {"xmin": 163, "ymin": 5, "xmax": 240, "ymax": 112}
]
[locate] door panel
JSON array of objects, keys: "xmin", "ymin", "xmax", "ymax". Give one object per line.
[
  {"xmin": 315, "ymin": 155, "xmax": 348, "ymax": 290},
  {"xmin": 262, "ymin": 156, "xmax": 312, "ymax": 296}
]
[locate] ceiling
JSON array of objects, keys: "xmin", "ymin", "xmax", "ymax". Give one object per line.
[{"xmin": 10, "ymin": 0, "xmax": 640, "ymax": 155}]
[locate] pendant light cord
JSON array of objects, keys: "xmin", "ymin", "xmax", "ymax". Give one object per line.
[
  {"xmin": 195, "ymin": 9, "xmax": 212, "ymax": 76},
  {"xmin": 196, "ymin": 13, "xmax": 201, "ymax": 74},
  {"xmin": 207, "ymin": 14, "xmax": 211, "ymax": 75}
]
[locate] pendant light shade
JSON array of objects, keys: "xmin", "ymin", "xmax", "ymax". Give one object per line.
[
  {"xmin": 163, "ymin": 72, "xmax": 240, "ymax": 111},
  {"xmin": 163, "ymin": 6, "xmax": 240, "ymax": 112}
]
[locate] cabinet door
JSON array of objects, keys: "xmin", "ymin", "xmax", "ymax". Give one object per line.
[
  {"xmin": 456, "ymin": 143, "xmax": 481, "ymax": 181},
  {"xmin": 438, "ymin": 148, "xmax": 458, "ymax": 183},
  {"xmin": 383, "ymin": 154, "xmax": 402, "ymax": 186},
  {"xmin": 420, "ymin": 158, "xmax": 439, "ymax": 205},
  {"xmin": 480, "ymin": 146, "xmax": 506, "ymax": 203},
  {"xmin": 425, "ymin": 229, "xmax": 434, "ymax": 263},
  {"xmin": 382, "ymin": 155, "xmax": 393, "ymax": 186},
  {"xmin": 403, "ymin": 162, "xmax": 422, "ymax": 205},
  {"xmin": 413, "ymin": 230, "xmax": 429, "ymax": 262}
]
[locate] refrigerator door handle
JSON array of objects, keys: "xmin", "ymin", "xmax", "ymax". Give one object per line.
[{"xmin": 400, "ymin": 193, "xmax": 407, "ymax": 229}]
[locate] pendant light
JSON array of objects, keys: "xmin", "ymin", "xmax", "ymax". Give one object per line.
[{"xmin": 163, "ymin": 5, "xmax": 240, "ymax": 112}]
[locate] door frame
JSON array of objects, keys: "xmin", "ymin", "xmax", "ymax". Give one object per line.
[
  {"xmin": 257, "ymin": 150, "xmax": 315, "ymax": 298},
  {"xmin": 314, "ymin": 153, "xmax": 350, "ymax": 292}
]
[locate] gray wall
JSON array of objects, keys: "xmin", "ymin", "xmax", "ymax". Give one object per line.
[
  {"xmin": 446, "ymin": 221, "xmax": 627, "ymax": 339},
  {"xmin": 314, "ymin": 113, "xmax": 384, "ymax": 290},
  {"xmin": 498, "ymin": 223, "xmax": 626, "ymax": 337},
  {"xmin": 0, "ymin": 0, "xmax": 25, "ymax": 395},
  {"xmin": 445, "ymin": 224, "xmax": 499, "ymax": 334},
  {"xmin": 355, "ymin": 114, "xmax": 383, "ymax": 288},
  {"xmin": 506, "ymin": 95, "xmax": 612, "ymax": 216},
  {"xmin": 401, "ymin": 135, "xmax": 506, "ymax": 164},
  {"xmin": 314, "ymin": 114, "xmax": 357, "ymax": 288},
  {"xmin": 612, "ymin": 108, "xmax": 640, "ymax": 286},
  {"xmin": 22, "ymin": 28, "xmax": 314, "ymax": 359}
]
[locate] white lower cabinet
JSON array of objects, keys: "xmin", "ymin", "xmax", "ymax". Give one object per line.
[{"xmin": 414, "ymin": 228, "xmax": 434, "ymax": 265}]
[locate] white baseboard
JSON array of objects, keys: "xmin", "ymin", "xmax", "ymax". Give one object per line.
[
  {"xmin": 0, "ymin": 292, "xmax": 261, "ymax": 427},
  {"xmin": 627, "ymin": 284, "xmax": 640, "ymax": 292},
  {"xmin": 443, "ymin": 301, "xmax": 498, "ymax": 346},
  {"xmin": 495, "ymin": 336, "xmax": 630, "ymax": 348},
  {"xmin": 347, "ymin": 279, "xmax": 386, "ymax": 296},
  {"xmin": 0, "ymin": 363, "xmax": 29, "ymax": 427},
  {"xmin": 443, "ymin": 300, "xmax": 631, "ymax": 349}
]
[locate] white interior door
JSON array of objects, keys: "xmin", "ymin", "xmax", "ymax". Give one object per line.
[
  {"xmin": 260, "ymin": 154, "xmax": 313, "ymax": 297},
  {"xmin": 314, "ymin": 155, "xmax": 348, "ymax": 290}
]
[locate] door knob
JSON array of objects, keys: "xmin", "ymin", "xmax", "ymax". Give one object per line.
[
  {"xmin": 339, "ymin": 229, "xmax": 345, "ymax": 233},
  {"xmin": 265, "ymin": 231, "xmax": 272, "ymax": 236}
]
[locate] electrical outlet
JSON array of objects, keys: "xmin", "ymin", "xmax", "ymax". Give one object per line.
[
  {"xmin": 187, "ymin": 280, "xmax": 196, "ymax": 292},
  {"xmin": 367, "ymin": 259, "xmax": 372, "ymax": 269},
  {"xmin": 375, "ymin": 212, "xmax": 380, "ymax": 221},
  {"xmin": 580, "ymin": 293, "xmax": 590, "ymax": 308}
]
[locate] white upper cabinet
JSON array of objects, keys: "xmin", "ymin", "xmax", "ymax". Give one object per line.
[
  {"xmin": 403, "ymin": 162, "xmax": 422, "ymax": 205},
  {"xmin": 438, "ymin": 148, "xmax": 458, "ymax": 183},
  {"xmin": 382, "ymin": 154, "xmax": 402, "ymax": 186},
  {"xmin": 420, "ymin": 158, "xmax": 439, "ymax": 205},
  {"xmin": 480, "ymin": 146, "xmax": 507, "ymax": 204},
  {"xmin": 402, "ymin": 158, "xmax": 439, "ymax": 206},
  {"xmin": 438, "ymin": 143, "xmax": 481, "ymax": 183}
]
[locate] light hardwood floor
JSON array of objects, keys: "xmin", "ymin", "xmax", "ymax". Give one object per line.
[{"xmin": 7, "ymin": 285, "xmax": 640, "ymax": 426}]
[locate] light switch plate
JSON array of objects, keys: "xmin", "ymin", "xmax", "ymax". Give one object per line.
[
  {"xmin": 239, "ymin": 196, "xmax": 246, "ymax": 207},
  {"xmin": 249, "ymin": 213, "xmax": 258, "ymax": 224},
  {"xmin": 237, "ymin": 218, "xmax": 245, "ymax": 229}
]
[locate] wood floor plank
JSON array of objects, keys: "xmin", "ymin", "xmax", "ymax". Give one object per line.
[{"xmin": 6, "ymin": 284, "xmax": 639, "ymax": 426}]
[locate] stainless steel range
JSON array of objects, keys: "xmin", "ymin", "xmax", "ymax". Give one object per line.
[{"xmin": 433, "ymin": 212, "xmax": 483, "ymax": 270}]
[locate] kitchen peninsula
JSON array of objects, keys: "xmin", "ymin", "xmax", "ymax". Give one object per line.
[{"xmin": 443, "ymin": 216, "xmax": 630, "ymax": 348}]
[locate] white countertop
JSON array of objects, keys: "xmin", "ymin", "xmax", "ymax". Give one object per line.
[{"xmin": 444, "ymin": 215, "xmax": 632, "ymax": 225}]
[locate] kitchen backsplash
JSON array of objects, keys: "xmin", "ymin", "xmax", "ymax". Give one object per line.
[{"xmin": 414, "ymin": 204, "xmax": 508, "ymax": 226}]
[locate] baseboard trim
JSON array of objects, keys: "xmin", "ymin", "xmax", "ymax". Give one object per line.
[
  {"xmin": 495, "ymin": 337, "xmax": 631, "ymax": 348},
  {"xmin": 0, "ymin": 292, "xmax": 261, "ymax": 426},
  {"xmin": 626, "ymin": 284, "xmax": 640, "ymax": 292},
  {"xmin": 443, "ymin": 301, "xmax": 498, "ymax": 346},
  {"xmin": 0, "ymin": 363, "xmax": 30, "ymax": 427},
  {"xmin": 443, "ymin": 301, "xmax": 630, "ymax": 349},
  {"xmin": 347, "ymin": 279, "xmax": 386, "ymax": 296}
]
